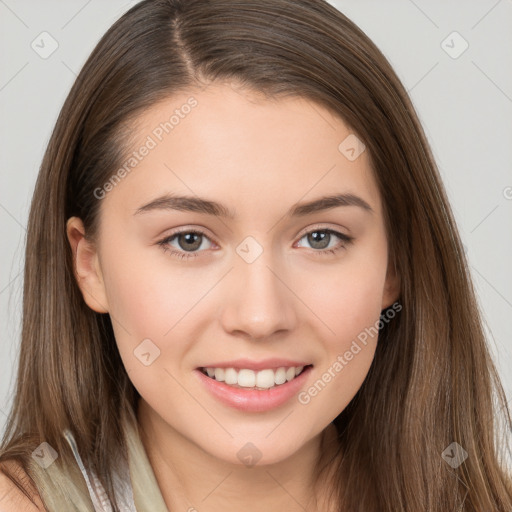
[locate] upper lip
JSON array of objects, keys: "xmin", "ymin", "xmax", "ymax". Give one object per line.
[{"xmin": 197, "ymin": 358, "xmax": 313, "ymax": 372}]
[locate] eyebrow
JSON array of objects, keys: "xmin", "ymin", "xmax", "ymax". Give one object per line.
[{"xmin": 133, "ymin": 192, "xmax": 374, "ymax": 218}]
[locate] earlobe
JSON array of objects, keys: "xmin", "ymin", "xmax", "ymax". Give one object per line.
[
  {"xmin": 66, "ymin": 217, "xmax": 109, "ymax": 313},
  {"xmin": 381, "ymin": 258, "xmax": 401, "ymax": 310}
]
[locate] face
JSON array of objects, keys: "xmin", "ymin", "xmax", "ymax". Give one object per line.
[{"xmin": 67, "ymin": 82, "xmax": 399, "ymax": 467}]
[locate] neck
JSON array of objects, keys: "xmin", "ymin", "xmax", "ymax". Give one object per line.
[{"xmin": 136, "ymin": 398, "xmax": 341, "ymax": 512}]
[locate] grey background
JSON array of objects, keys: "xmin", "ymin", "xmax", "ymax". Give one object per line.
[{"xmin": 1, "ymin": 0, "xmax": 511, "ymax": 436}]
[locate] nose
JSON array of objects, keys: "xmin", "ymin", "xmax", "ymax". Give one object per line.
[{"xmin": 219, "ymin": 251, "xmax": 297, "ymax": 341}]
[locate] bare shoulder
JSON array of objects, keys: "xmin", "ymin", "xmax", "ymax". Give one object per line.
[{"xmin": 0, "ymin": 459, "xmax": 46, "ymax": 511}]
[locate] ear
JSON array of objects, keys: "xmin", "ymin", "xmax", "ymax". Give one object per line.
[
  {"xmin": 381, "ymin": 255, "xmax": 401, "ymax": 310},
  {"xmin": 66, "ymin": 217, "xmax": 109, "ymax": 313}
]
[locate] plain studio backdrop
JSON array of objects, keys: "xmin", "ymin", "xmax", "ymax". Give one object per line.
[{"xmin": 0, "ymin": 0, "xmax": 511, "ymax": 441}]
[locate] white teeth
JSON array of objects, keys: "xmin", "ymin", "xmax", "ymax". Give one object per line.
[
  {"xmin": 202, "ymin": 365, "xmax": 308, "ymax": 389},
  {"xmin": 256, "ymin": 369, "xmax": 275, "ymax": 389},
  {"xmin": 214, "ymin": 368, "xmax": 225, "ymax": 382},
  {"xmin": 274, "ymin": 367, "xmax": 287, "ymax": 385},
  {"xmin": 224, "ymin": 367, "xmax": 238, "ymax": 385},
  {"xmin": 238, "ymin": 369, "xmax": 256, "ymax": 387}
]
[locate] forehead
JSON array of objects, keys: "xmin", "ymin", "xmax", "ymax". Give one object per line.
[{"xmin": 102, "ymin": 82, "xmax": 382, "ymax": 221}]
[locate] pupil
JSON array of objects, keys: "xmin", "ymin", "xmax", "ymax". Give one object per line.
[
  {"xmin": 180, "ymin": 232, "xmax": 201, "ymax": 251},
  {"xmin": 309, "ymin": 231, "xmax": 329, "ymax": 249}
]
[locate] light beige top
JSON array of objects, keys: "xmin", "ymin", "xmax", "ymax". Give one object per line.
[{"xmin": 27, "ymin": 415, "xmax": 169, "ymax": 511}]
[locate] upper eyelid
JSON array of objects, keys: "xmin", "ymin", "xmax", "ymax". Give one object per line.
[{"xmin": 296, "ymin": 223, "xmax": 350, "ymax": 238}]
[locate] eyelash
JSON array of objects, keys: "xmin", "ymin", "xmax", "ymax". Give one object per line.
[{"xmin": 157, "ymin": 227, "xmax": 354, "ymax": 260}]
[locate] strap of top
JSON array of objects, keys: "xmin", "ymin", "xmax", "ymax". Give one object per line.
[{"xmin": 63, "ymin": 429, "xmax": 137, "ymax": 512}]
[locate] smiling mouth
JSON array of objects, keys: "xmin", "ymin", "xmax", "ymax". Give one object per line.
[{"xmin": 198, "ymin": 364, "xmax": 313, "ymax": 390}]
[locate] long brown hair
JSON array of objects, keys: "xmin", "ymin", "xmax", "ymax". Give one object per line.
[{"xmin": 1, "ymin": 0, "xmax": 511, "ymax": 510}]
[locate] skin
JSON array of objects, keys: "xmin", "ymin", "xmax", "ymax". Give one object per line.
[{"xmin": 67, "ymin": 82, "xmax": 400, "ymax": 512}]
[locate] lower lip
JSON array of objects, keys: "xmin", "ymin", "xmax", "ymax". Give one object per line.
[{"xmin": 194, "ymin": 366, "xmax": 313, "ymax": 412}]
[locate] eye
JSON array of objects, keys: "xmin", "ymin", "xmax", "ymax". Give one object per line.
[
  {"xmin": 157, "ymin": 229, "xmax": 215, "ymax": 260},
  {"xmin": 295, "ymin": 227, "xmax": 354, "ymax": 256},
  {"xmin": 157, "ymin": 226, "xmax": 354, "ymax": 260}
]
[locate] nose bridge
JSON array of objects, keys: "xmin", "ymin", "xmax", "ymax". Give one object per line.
[{"xmin": 219, "ymin": 235, "xmax": 296, "ymax": 339}]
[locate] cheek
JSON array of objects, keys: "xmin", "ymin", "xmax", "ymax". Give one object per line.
[
  {"xmin": 96, "ymin": 245, "xmax": 179, "ymax": 376},
  {"xmin": 99, "ymin": 245, "xmax": 216, "ymax": 377},
  {"xmin": 293, "ymin": 243, "xmax": 386, "ymax": 420},
  {"xmin": 295, "ymin": 278, "xmax": 383, "ymax": 429},
  {"xmin": 102, "ymin": 264, "xmax": 171, "ymax": 336},
  {"xmin": 100, "ymin": 241, "xmax": 204, "ymax": 335},
  {"xmin": 297, "ymin": 248, "xmax": 387, "ymax": 348},
  {"xmin": 99, "ymin": 253, "xmax": 193, "ymax": 405}
]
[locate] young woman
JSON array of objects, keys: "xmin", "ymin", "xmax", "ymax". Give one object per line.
[{"xmin": 1, "ymin": 0, "xmax": 511, "ymax": 510}]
